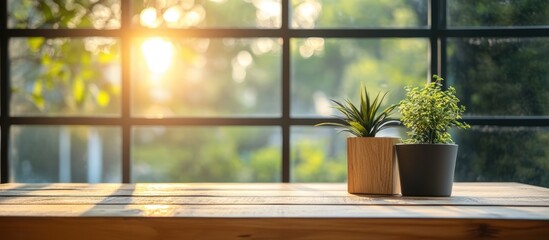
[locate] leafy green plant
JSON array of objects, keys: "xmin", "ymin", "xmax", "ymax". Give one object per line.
[
  {"xmin": 316, "ymin": 83, "xmax": 397, "ymax": 137},
  {"xmin": 398, "ymin": 75, "xmax": 470, "ymax": 144}
]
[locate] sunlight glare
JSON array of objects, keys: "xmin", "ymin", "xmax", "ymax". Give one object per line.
[
  {"xmin": 299, "ymin": 37, "xmax": 324, "ymax": 58},
  {"xmin": 252, "ymin": 38, "xmax": 274, "ymax": 55},
  {"xmin": 183, "ymin": 6, "xmax": 206, "ymax": 27},
  {"xmin": 237, "ymin": 51, "xmax": 253, "ymax": 67},
  {"xmin": 254, "ymin": 0, "xmax": 280, "ymax": 18},
  {"xmin": 292, "ymin": 0, "xmax": 321, "ymax": 28},
  {"xmin": 313, "ymin": 91, "xmax": 333, "ymax": 116},
  {"xmin": 141, "ymin": 38, "xmax": 174, "ymax": 74},
  {"xmin": 232, "ymin": 65, "xmax": 246, "ymax": 83},
  {"xmin": 163, "ymin": 6, "xmax": 182, "ymax": 23},
  {"xmin": 140, "ymin": 7, "xmax": 158, "ymax": 27},
  {"xmin": 181, "ymin": 0, "xmax": 196, "ymax": 10},
  {"xmin": 254, "ymin": 0, "xmax": 281, "ymax": 28}
]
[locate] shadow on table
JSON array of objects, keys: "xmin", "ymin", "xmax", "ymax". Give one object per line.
[
  {"xmin": 81, "ymin": 184, "xmax": 138, "ymax": 216},
  {"xmin": 0, "ymin": 183, "xmax": 52, "ymax": 203}
]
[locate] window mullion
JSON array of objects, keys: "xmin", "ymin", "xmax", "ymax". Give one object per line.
[
  {"xmin": 439, "ymin": 0, "xmax": 448, "ymax": 85},
  {"xmin": 281, "ymin": 0, "xmax": 290, "ymax": 183},
  {"xmin": 121, "ymin": 0, "xmax": 132, "ymax": 183},
  {"xmin": 0, "ymin": 0, "xmax": 9, "ymax": 183},
  {"xmin": 430, "ymin": 0, "xmax": 443, "ymax": 78}
]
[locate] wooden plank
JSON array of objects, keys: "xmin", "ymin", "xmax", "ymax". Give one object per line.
[
  {"xmin": 0, "ymin": 183, "xmax": 347, "ymax": 191},
  {"xmin": 1, "ymin": 195, "xmax": 548, "ymax": 207},
  {"xmin": 1, "ymin": 183, "xmax": 548, "ymax": 239},
  {"xmin": 0, "ymin": 189, "xmax": 349, "ymax": 197},
  {"xmin": 0, "ymin": 183, "xmax": 547, "ymax": 216},
  {"xmin": 1, "ymin": 183, "xmax": 548, "ymax": 209},
  {"xmin": 1, "ymin": 204, "xmax": 548, "ymax": 219},
  {"xmin": 1, "ymin": 183, "xmax": 547, "ymax": 198},
  {"xmin": 1, "ymin": 217, "xmax": 547, "ymax": 240},
  {"xmin": 0, "ymin": 182, "xmax": 542, "ymax": 192}
]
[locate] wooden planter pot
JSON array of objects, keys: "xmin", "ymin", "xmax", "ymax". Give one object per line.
[{"xmin": 347, "ymin": 137, "xmax": 400, "ymax": 195}]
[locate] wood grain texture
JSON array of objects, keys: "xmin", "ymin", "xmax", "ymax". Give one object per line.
[
  {"xmin": 1, "ymin": 218, "xmax": 547, "ymax": 240},
  {"xmin": 1, "ymin": 204, "xmax": 549, "ymax": 219},
  {"xmin": 0, "ymin": 183, "xmax": 548, "ymax": 240},
  {"xmin": 1, "ymin": 195, "xmax": 548, "ymax": 206},
  {"xmin": 0, "ymin": 182, "xmax": 545, "ymax": 193},
  {"xmin": 347, "ymin": 137, "xmax": 400, "ymax": 194}
]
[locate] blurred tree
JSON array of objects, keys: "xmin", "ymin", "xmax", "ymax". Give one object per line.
[
  {"xmin": 7, "ymin": 0, "xmax": 428, "ymax": 183},
  {"xmin": 292, "ymin": 139, "xmax": 346, "ymax": 182},
  {"xmin": 447, "ymin": 0, "xmax": 549, "ymax": 27},
  {"xmin": 131, "ymin": 127, "xmax": 280, "ymax": 182},
  {"xmin": 9, "ymin": 0, "xmax": 121, "ymax": 115},
  {"xmin": 8, "ymin": 0, "xmax": 122, "ymax": 182},
  {"xmin": 448, "ymin": 0, "xmax": 549, "ymax": 187},
  {"xmin": 8, "ymin": 0, "xmax": 547, "ymax": 186},
  {"xmin": 290, "ymin": 0, "xmax": 427, "ymax": 182}
]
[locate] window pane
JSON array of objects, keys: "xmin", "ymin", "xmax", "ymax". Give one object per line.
[
  {"xmin": 291, "ymin": 126, "xmax": 405, "ymax": 182},
  {"xmin": 291, "ymin": 0, "xmax": 428, "ymax": 29},
  {"xmin": 448, "ymin": 0, "xmax": 549, "ymax": 27},
  {"xmin": 132, "ymin": 126, "xmax": 281, "ymax": 182},
  {"xmin": 291, "ymin": 127, "xmax": 347, "ymax": 182},
  {"xmin": 9, "ymin": 38, "xmax": 121, "ymax": 116},
  {"xmin": 9, "ymin": 126, "xmax": 121, "ymax": 183},
  {"xmin": 132, "ymin": 0, "xmax": 281, "ymax": 28},
  {"xmin": 132, "ymin": 38, "xmax": 281, "ymax": 117},
  {"xmin": 447, "ymin": 38, "xmax": 549, "ymax": 116},
  {"xmin": 291, "ymin": 38, "xmax": 428, "ymax": 117},
  {"xmin": 8, "ymin": 0, "xmax": 121, "ymax": 29},
  {"xmin": 454, "ymin": 126, "xmax": 549, "ymax": 187}
]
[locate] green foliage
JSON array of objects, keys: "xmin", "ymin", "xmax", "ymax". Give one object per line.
[
  {"xmin": 399, "ymin": 75, "xmax": 470, "ymax": 144},
  {"xmin": 292, "ymin": 139, "xmax": 346, "ymax": 182},
  {"xmin": 307, "ymin": 0, "xmax": 427, "ymax": 28},
  {"xmin": 455, "ymin": 127, "xmax": 549, "ymax": 187},
  {"xmin": 317, "ymin": 83, "xmax": 397, "ymax": 137},
  {"xmin": 15, "ymin": 37, "xmax": 119, "ymax": 114},
  {"xmin": 10, "ymin": 0, "xmax": 548, "ymax": 186},
  {"xmin": 447, "ymin": 0, "xmax": 549, "ymax": 186},
  {"xmin": 447, "ymin": 0, "xmax": 549, "ymax": 27}
]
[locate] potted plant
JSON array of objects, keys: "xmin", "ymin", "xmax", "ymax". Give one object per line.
[
  {"xmin": 396, "ymin": 75, "xmax": 470, "ymax": 197},
  {"xmin": 317, "ymin": 83, "xmax": 400, "ymax": 195}
]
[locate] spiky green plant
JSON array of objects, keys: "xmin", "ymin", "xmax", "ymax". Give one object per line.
[
  {"xmin": 316, "ymin": 83, "xmax": 398, "ymax": 137},
  {"xmin": 398, "ymin": 75, "xmax": 470, "ymax": 144}
]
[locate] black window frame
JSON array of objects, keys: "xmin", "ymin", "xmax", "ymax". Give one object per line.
[{"xmin": 1, "ymin": 0, "xmax": 548, "ymax": 183}]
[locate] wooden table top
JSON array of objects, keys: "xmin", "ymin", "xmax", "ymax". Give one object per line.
[{"xmin": 1, "ymin": 182, "xmax": 548, "ymax": 239}]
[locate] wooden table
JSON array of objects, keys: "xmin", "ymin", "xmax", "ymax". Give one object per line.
[{"xmin": 0, "ymin": 183, "xmax": 548, "ymax": 239}]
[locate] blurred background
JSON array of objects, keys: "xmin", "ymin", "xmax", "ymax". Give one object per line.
[{"xmin": 4, "ymin": 0, "xmax": 548, "ymax": 186}]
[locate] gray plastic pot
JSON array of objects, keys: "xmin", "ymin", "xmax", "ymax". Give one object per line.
[{"xmin": 395, "ymin": 144, "xmax": 458, "ymax": 197}]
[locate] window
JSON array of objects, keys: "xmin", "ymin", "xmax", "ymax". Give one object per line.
[{"xmin": 1, "ymin": 0, "xmax": 548, "ymax": 186}]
